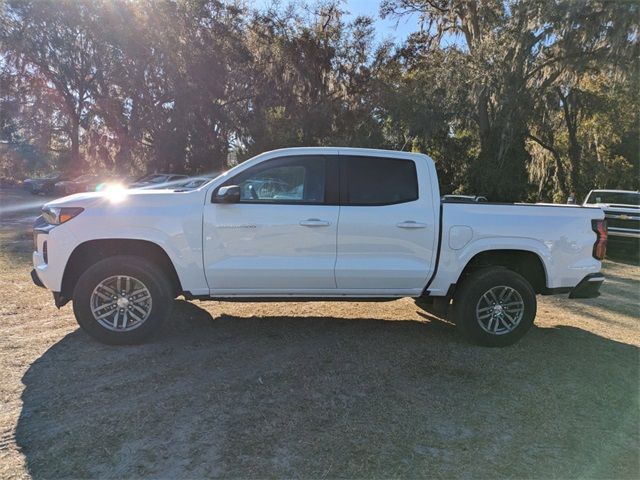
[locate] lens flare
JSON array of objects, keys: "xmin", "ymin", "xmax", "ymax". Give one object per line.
[
  {"xmin": 102, "ymin": 183, "xmax": 128, "ymax": 203},
  {"xmin": 0, "ymin": 199, "xmax": 47, "ymax": 216}
]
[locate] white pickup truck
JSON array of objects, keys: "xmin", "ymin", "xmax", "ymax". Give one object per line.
[
  {"xmin": 583, "ymin": 189, "xmax": 639, "ymax": 252},
  {"xmin": 31, "ymin": 147, "xmax": 607, "ymax": 347}
]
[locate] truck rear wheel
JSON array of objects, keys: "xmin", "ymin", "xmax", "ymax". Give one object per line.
[
  {"xmin": 72, "ymin": 255, "xmax": 173, "ymax": 345},
  {"xmin": 452, "ymin": 267, "xmax": 536, "ymax": 347}
]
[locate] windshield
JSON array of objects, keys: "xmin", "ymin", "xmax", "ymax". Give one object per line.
[{"xmin": 585, "ymin": 191, "xmax": 640, "ymax": 206}]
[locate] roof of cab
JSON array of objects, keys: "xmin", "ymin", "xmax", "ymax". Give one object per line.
[{"xmin": 260, "ymin": 146, "xmax": 428, "ymax": 159}]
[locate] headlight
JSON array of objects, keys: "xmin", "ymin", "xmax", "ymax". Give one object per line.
[{"xmin": 42, "ymin": 206, "xmax": 84, "ymax": 225}]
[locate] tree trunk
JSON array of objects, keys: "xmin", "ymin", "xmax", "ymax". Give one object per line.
[
  {"xmin": 552, "ymin": 150, "xmax": 568, "ymax": 198},
  {"xmin": 558, "ymin": 89, "xmax": 582, "ymax": 196},
  {"xmin": 567, "ymin": 128, "xmax": 581, "ymax": 195},
  {"xmin": 69, "ymin": 115, "xmax": 82, "ymax": 173},
  {"xmin": 528, "ymin": 132, "xmax": 568, "ymax": 199},
  {"xmin": 473, "ymin": 84, "xmax": 531, "ymax": 202}
]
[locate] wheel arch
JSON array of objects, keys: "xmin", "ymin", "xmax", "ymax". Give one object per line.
[
  {"xmin": 456, "ymin": 249, "xmax": 548, "ymax": 294},
  {"xmin": 60, "ymin": 239, "xmax": 183, "ymax": 305}
]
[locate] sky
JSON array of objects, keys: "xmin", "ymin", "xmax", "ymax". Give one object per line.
[
  {"xmin": 340, "ymin": 0, "xmax": 422, "ymax": 43},
  {"xmin": 253, "ymin": 0, "xmax": 423, "ymax": 44}
]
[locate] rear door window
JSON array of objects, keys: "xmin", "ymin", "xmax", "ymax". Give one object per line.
[{"xmin": 342, "ymin": 156, "xmax": 418, "ymax": 205}]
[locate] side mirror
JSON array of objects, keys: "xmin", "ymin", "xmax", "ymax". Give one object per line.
[{"xmin": 213, "ymin": 185, "xmax": 240, "ymax": 203}]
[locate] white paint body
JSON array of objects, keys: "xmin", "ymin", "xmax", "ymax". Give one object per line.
[{"xmin": 33, "ymin": 147, "xmax": 604, "ymax": 299}]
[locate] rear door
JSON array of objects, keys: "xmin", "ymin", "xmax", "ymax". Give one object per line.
[
  {"xmin": 203, "ymin": 155, "xmax": 339, "ymax": 294},
  {"xmin": 335, "ymin": 154, "xmax": 438, "ymax": 295}
]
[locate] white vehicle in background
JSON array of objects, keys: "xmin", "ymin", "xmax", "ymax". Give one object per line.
[
  {"xmin": 129, "ymin": 173, "xmax": 188, "ymax": 189},
  {"xmin": 31, "ymin": 147, "xmax": 607, "ymax": 347},
  {"xmin": 583, "ymin": 190, "xmax": 639, "ymax": 251},
  {"xmin": 174, "ymin": 176, "xmax": 216, "ymax": 191}
]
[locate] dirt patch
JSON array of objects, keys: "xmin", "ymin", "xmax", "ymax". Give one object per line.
[{"xmin": 0, "ymin": 187, "xmax": 638, "ymax": 479}]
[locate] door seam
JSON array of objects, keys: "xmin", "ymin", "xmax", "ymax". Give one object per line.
[{"xmin": 332, "ymin": 205, "xmax": 341, "ymax": 288}]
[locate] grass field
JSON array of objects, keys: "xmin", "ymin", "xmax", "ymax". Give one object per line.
[{"xmin": 0, "ymin": 187, "xmax": 638, "ymax": 479}]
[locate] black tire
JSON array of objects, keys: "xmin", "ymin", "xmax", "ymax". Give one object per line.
[
  {"xmin": 451, "ymin": 267, "xmax": 536, "ymax": 347},
  {"xmin": 72, "ymin": 255, "xmax": 173, "ymax": 345}
]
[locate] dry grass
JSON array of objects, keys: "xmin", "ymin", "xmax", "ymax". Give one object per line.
[{"xmin": 0, "ymin": 187, "xmax": 638, "ymax": 479}]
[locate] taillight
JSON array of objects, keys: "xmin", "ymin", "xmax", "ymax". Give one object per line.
[{"xmin": 591, "ymin": 219, "xmax": 607, "ymax": 260}]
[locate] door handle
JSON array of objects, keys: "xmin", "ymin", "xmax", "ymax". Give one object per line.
[
  {"xmin": 397, "ymin": 221, "xmax": 428, "ymax": 229},
  {"xmin": 300, "ymin": 218, "xmax": 331, "ymax": 227}
]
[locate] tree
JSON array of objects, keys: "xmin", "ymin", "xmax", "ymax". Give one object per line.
[
  {"xmin": 381, "ymin": 0, "xmax": 639, "ymax": 201},
  {"xmin": 240, "ymin": 3, "xmax": 385, "ymax": 156},
  {"xmin": 0, "ymin": 0, "xmax": 637, "ymax": 202},
  {"xmin": 1, "ymin": 0, "xmax": 109, "ymax": 171}
]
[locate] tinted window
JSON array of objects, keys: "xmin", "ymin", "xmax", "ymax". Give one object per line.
[
  {"xmin": 345, "ymin": 156, "xmax": 418, "ymax": 205},
  {"xmin": 231, "ymin": 156, "xmax": 326, "ymax": 204}
]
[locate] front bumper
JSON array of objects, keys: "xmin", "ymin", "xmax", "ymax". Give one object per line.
[
  {"xmin": 569, "ymin": 273, "xmax": 604, "ymax": 299},
  {"xmin": 30, "ymin": 269, "xmax": 45, "ymax": 288},
  {"xmin": 31, "ymin": 269, "xmax": 67, "ymax": 307}
]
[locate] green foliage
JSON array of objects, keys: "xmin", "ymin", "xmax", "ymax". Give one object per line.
[{"xmin": 0, "ymin": 0, "xmax": 637, "ymax": 201}]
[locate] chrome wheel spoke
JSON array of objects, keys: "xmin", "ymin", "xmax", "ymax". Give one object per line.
[
  {"xmin": 133, "ymin": 294, "xmax": 151, "ymax": 304},
  {"xmin": 128, "ymin": 309, "xmax": 144, "ymax": 323},
  {"xmin": 502, "ymin": 312, "xmax": 515, "ymax": 326},
  {"xmin": 95, "ymin": 284, "xmax": 116, "ymax": 300},
  {"xmin": 499, "ymin": 288, "xmax": 512, "ymax": 302},
  {"xmin": 502, "ymin": 301, "xmax": 522, "ymax": 308},
  {"xmin": 131, "ymin": 304, "xmax": 147, "ymax": 317},
  {"xmin": 95, "ymin": 308, "xmax": 117, "ymax": 321},
  {"xmin": 504, "ymin": 313, "xmax": 519, "ymax": 321},
  {"xmin": 488, "ymin": 289, "xmax": 499, "ymax": 303},
  {"xmin": 93, "ymin": 291, "xmax": 112, "ymax": 302},
  {"xmin": 487, "ymin": 316, "xmax": 495, "ymax": 332},
  {"xmin": 494, "ymin": 317, "xmax": 502, "ymax": 332},
  {"xmin": 92, "ymin": 303, "xmax": 114, "ymax": 316},
  {"xmin": 98, "ymin": 283, "xmax": 117, "ymax": 295}
]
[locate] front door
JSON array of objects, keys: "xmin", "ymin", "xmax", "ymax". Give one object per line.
[{"xmin": 203, "ymin": 155, "xmax": 339, "ymax": 294}]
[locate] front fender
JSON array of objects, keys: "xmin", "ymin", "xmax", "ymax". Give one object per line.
[{"xmin": 74, "ymin": 227, "xmax": 207, "ymax": 296}]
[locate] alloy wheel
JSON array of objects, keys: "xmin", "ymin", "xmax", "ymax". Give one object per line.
[
  {"xmin": 475, "ymin": 285, "xmax": 525, "ymax": 335},
  {"xmin": 90, "ymin": 275, "xmax": 153, "ymax": 332}
]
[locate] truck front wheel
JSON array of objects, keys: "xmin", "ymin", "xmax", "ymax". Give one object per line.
[
  {"xmin": 72, "ymin": 255, "xmax": 173, "ymax": 345},
  {"xmin": 451, "ymin": 267, "xmax": 536, "ymax": 347}
]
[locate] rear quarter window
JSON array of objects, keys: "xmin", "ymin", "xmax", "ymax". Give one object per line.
[{"xmin": 343, "ymin": 156, "xmax": 418, "ymax": 206}]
